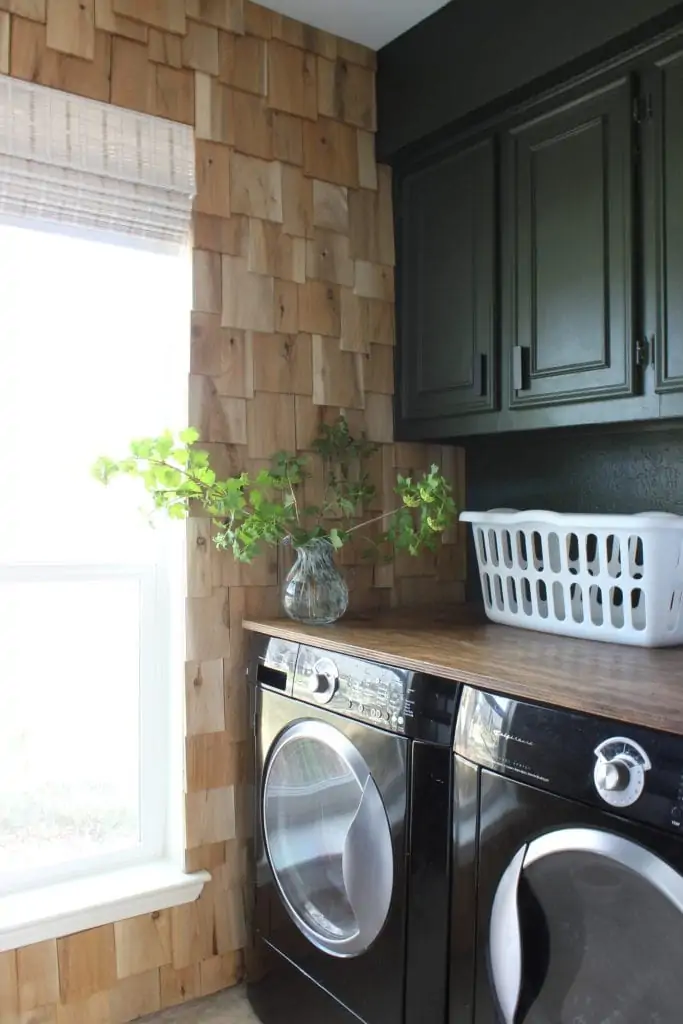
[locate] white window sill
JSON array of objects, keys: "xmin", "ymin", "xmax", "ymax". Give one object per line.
[{"xmin": 0, "ymin": 861, "xmax": 211, "ymax": 953}]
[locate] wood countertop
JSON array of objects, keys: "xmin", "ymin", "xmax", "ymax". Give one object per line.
[{"xmin": 244, "ymin": 605, "xmax": 683, "ymax": 736}]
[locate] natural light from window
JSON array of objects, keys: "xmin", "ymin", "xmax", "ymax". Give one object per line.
[{"xmin": 0, "ymin": 222, "xmax": 190, "ymax": 894}]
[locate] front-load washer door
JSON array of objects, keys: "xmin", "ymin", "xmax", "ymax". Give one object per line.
[
  {"xmin": 263, "ymin": 719, "xmax": 394, "ymax": 958},
  {"xmin": 488, "ymin": 826, "xmax": 683, "ymax": 1024}
]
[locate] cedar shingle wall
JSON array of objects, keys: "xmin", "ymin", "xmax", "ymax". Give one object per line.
[{"xmin": 0, "ymin": 1, "xmax": 466, "ymax": 1019}]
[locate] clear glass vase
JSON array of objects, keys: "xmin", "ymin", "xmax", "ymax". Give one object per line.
[{"xmin": 282, "ymin": 538, "xmax": 349, "ymax": 625}]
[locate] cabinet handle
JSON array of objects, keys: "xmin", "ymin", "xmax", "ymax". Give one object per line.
[
  {"xmin": 474, "ymin": 352, "xmax": 488, "ymax": 397},
  {"xmin": 512, "ymin": 345, "xmax": 526, "ymax": 391}
]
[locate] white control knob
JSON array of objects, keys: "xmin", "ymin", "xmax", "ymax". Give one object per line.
[
  {"xmin": 595, "ymin": 758, "xmax": 631, "ymax": 793},
  {"xmin": 594, "ymin": 737, "xmax": 651, "ymax": 808},
  {"xmin": 308, "ymin": 657, "xmax": 338, "ymax": 704}
]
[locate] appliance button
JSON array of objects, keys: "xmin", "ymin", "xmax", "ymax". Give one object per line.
[
  {"xmin": 397, "ymin": 716, "xmax": 404, "ymax": 726},
  {"xmin": 672, "ymin": 807, "xmax": 682, "ymax": 828},
  {"xmin": 308, "ymin": 657, "xmax": 339, "ymax": 704}
]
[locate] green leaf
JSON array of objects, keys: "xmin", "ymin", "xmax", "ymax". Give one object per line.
[
  {"xmin": 329, "ymin": 528, "xmax": 344, "ymax": 550},
  {"xmin": 179, "ymin": 427, "xmax": 200, "ymax": 445}
]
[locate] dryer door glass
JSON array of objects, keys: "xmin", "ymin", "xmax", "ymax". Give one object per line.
[
  {"xmin": 489, "ymin": 827, "xmax": 683, "ymax": 1024},
  {"xmin": 263, "ymin": 719, "xmax": 394, "ymax": 958}
]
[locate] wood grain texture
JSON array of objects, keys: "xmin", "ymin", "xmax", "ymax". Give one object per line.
[
  {"xmin": 306, "ymin": 228, "xmax": 354, "ymax": 286},
  {"xmin": 281, "ymin": 164, "xmax": 313, "ymax": 238},
  {"xmin": 46, "ymin": 0, "xmax": 94, "ymax": 59},
  {"xmin": 221, "ymin": 254, "xmax": 274, "ymax": 332},
  {"xmin": 244, "ymin": 607, "xmax": 683, "ymax": 735},
  {"xmin": 182, "ymin": 18, "xmax": 219, "ymax": 74},
  {"xmin": 114, "ymin": 912, "xmax": 172, "ymax": 979},
  {"xmin": 0, "ymin": 10, "xmax": 9, "ymax": 72},
  {"xmin": 247, "ymin": 219, "xmax": 306, "ymax": 282},
  {"xmin": 243, "ymin": 0, "xmax": 270, "ymax": 38},
  {"xmin": 195, "ymin": 141, "xmax": 232, "ymax": 218},
  {"xmin": 267, "ymin": 38, "xmax": 316, "ymax": 120},
  {"xmin": 55, "ymin": 990, "xmax": 110, "ymax": 1024},
  {"xmin": 17, "ymin": 941, "xmax": 59, "ymax": 1010},
  {"xmin": 195, "ymin": 72, "xmax": 234, "ymax": 144},
  {"xmin": 57, "ymin": 927, "xmax": 117, "ymax": 1003},
  {"xmin": 313, "ymin": 180, "xmax": 348, "ymax": 233},
  {"xmin": 312, "ymin": 334, "xmax": 364, "ymax": 408},
  {"xmin": 317, "ymin": 56, "xmax": 376, "ymax": 129},
  {"xmin": 246, "ymin": 391, "xmax": 296, "ymax": 457},
  {"xmin": 218, "ymin": 30, "xmax": 265, "ymax": 94},
  {"xmin": 95, "ymin": 0, "xmax": 147, "ymax": 41},
  {"xmin": 109, "ymin": 968, "xmax": 160, "ymax": 1022},
  {"xmin": 148, "ymin": 27, "xmax": 182, "ymax": 64},
  {"xmin": 186, "ymin": 0, "xmax": 243, "ymax": 32},
  {"xmin": 230, "ymin": 152, "xmax": 282, "ymax": 222},
  {"xmin": 159, "ymin": 963, "xmax": 200, "ymax": 1009},
  {"xmin": 193, "ymin": 249, "xmax": 222, "ymax": 313},
  {"xmin": 357, "ymin": 129, "xmax": 378, "ymax": 190},
  {"xmin": 303, "ymin": 117, "xmax": 358, "ymax": 187},
  {"xmin": 271, "ymin": 109, "xmax": 303, "ymax": 165},
  {"xmin": 12, "ymin": 17, "xmax": 111, "ymax": 102},
  {"xmin": 251, "ymin": 331, "xmax": 312, "ymax": 394},
  {"xmin": 199, "ymin": 952, "xmax": 242, "ymax": 996},
  {"xmin": 185, "ymin": 658, "xmax": 227, "ymax": 734},
  {"xmin": 298, "ymin": 280, "xmax": 340, "ymax": 336},
  {"xmin": 112, "ymin": 0, "xmax": 185, "ymax": 33},
  {"xmin": 185, "ymin": 786, "xmax": 236, "ymax": 848},
  {"xmin": 0, "ymin": 0, "xmax": 46, "ymax": 20}
]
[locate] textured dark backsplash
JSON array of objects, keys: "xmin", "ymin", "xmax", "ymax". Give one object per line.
[
  {"xmin": 464, "ymin": 425, "xmax": 683, "ymax": 596},
  {"xmin": 466, "ymin": 426, "xmax": 683, "ymax": 514}
]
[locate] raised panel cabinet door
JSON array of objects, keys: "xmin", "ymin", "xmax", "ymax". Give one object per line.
[
  {"xmin": 397, "ymin": 135, "xmax": 498, "ymax": 425},
  {"xmin": 646, "ymin": 47, "xmax": 683, "ymax": 394},
  {"xmin": 504, "ymin": 75, "xmax": 636, "ymax": 409}
]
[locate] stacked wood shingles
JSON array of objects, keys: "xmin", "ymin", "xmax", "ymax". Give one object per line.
[{"xmin": 0, "ymin": 1, "xmax": 466, "ymax": 1019}]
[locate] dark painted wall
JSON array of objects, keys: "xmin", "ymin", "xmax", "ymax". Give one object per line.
[
  {"xmin": 464, "ymin": 426, "xmax": 683, "ymax": 596},
  {"xmin": 377, "ymin": 0, "xmax": 683, "ymax": 158}
]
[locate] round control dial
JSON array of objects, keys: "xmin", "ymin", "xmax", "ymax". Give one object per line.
[
  {"xmin": 308, "ymin": 657, "xmax": 339, "ymax": 704},
  {"xmin": 593, "ymin": 737, "xmax": 651, "ymax": 808}
]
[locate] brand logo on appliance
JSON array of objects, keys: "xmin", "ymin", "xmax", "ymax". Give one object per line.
[{"xmin": 499, "ymin": 732, "xmax": 533, "ymax": 746}]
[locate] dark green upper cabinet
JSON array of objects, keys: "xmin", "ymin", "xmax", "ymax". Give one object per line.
[
  {"xmin": 396, "ymin": 134, "xmax": 498, "ymax": 431},
  {"xmin": 644, "ymin": 45, "xmax": 683, "ymax": 396},
  {"xmin": 503, "ymin": 75, "xmax": 636, "ymax": 409}
]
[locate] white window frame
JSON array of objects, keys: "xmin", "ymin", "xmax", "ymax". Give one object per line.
[{"xmin": 0, "ymin": 82, "xmax": 205, "ymax": 947}]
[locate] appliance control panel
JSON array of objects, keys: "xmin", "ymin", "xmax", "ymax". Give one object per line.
[
  {"xmin": 593, "ymin": 737, "xmax": 652, "ymax": 808},
  {"xmin": 293, "ymin": 645, "xmax": 458, "ymax": 742},
  {"xmin": 455, "ymin": 686, "xmax": 683, "ymax": 835}
]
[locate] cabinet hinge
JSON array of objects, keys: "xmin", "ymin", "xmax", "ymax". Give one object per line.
[
  {"xmin": 633, "ymin": 94, "xmax": 654, "ymax": 123},
  {"xmin": 635, "ymin": 336, "xmax": 653, "ymax": 368}
]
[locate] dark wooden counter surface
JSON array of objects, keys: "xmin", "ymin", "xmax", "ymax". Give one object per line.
[{"xmin": 244, "ymin": 605, "xmax": 683, "ymax": 736}]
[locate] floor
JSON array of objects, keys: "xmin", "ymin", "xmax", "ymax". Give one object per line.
[{"xmin": 142, "ymin": 987, "xmax": 260, "ymax": 1023}]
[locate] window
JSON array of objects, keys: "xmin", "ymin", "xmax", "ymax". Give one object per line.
[{"xmin": 0, "ymin": 76, "xmax": 203, "ymax": 944}]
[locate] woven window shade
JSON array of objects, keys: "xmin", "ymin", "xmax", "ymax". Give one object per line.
[{"xmin": 0, "ymin": 75, "xmax": 195, "ymax": 246}]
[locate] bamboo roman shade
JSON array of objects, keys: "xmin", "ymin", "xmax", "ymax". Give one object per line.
[{"xmin": 0, "ymin": 75, "xmax": 195, "ymax": 246}]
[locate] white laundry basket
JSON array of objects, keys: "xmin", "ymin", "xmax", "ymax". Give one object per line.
[{"xmin": 461, "ymin": 509, "xmax": 683, "ymax": 646}]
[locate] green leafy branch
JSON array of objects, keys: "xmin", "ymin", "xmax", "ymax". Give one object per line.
[{"xmin": 92, "ymin": 418, "xmax": 457, "ymax": 562}]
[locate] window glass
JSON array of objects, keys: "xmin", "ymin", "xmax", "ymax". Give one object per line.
[{"xmin": 0, "ymin": 222, "xmax": 189, "ymax": 887}]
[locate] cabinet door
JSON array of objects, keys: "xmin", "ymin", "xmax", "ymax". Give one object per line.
[
  {"xmin": 646, "ymin": 47, "xmax": 683, "ymax": 394},
  {"xmin": 504, "ymin": 76, "xmax": 636, "ymax": 409},
  {"xmin": 397, "ymin": 136, "xmax": 497, "ymax": 425}
]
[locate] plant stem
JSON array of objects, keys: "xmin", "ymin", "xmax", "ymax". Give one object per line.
[
  {"xmin": 286, "ymin": 469, "xmax": 301, "ymax": 525},
  {"xmin": 345, "ymin": 507, "xmax": 401, "ymax": 535}
]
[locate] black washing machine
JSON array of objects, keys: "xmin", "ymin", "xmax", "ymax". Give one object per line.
[
  {"xmin": 247, "ymin": 634, "xmax": 459, "ymax": 1024},
  {"xmin": 449, "ymin": 686, "xmax": 683, "ymax": 1024}
]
